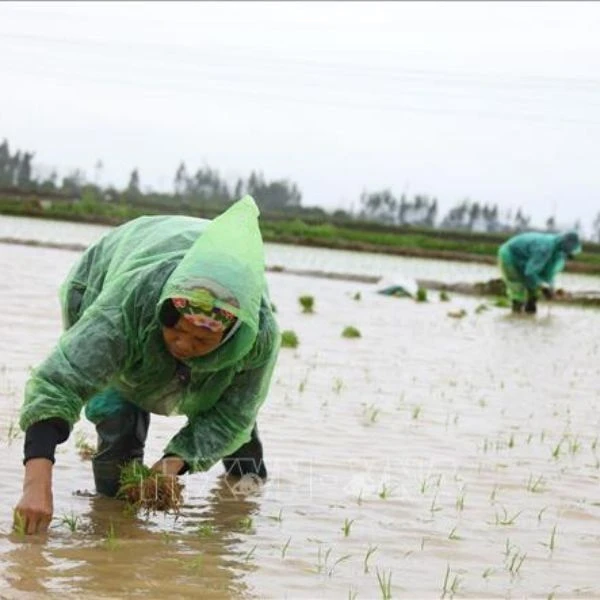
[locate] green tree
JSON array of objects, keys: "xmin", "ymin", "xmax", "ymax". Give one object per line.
[{"xmin": 126, "ymin": 168, "xmax": 141, "ymax": 198}]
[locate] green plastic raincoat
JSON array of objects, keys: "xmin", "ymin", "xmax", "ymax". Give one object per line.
[
  {"xmin": 498, "ymin": 231, "xmax": 581, "ymax": 301},
  {"xmin": 19, "ymin": 196, "xmax": 280, "ymax": 472}
]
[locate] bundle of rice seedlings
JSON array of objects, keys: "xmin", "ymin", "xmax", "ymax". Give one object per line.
[{"xmin": 117, "ymin": 462, "xmax": 184, "ymax": 515}]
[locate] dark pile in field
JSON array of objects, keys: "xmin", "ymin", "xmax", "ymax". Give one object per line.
[{"xmin": 117, "ymin": 462, "xmax": 184, "ymax": 515}]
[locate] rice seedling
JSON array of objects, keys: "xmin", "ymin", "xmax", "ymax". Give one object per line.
[
  {"xmin": 299, "ymin": 295, "xmax": 315, "ymax": 313},
  {"xmin": 6, "ymin": 420, "xmax": 21, "ymax": 446},
  {"xmin": 448, "ymin": 526, "xmax": 461, "ymax": 540},
  {"xmin": 117, "ymin": 462, "xmax": 184, "ymax": 515},
  {"xmin": 412, "ymin": 405, "xmax": 422, "ymax": 420},
  {"xmin": 60, "ymin": 512, "xmax": 80, "ymax": 532},
  {"xmin": 316, "ymin": 545, "xmax": 332, "ymax": 574},
  {"xmin": 268, "ymin": 508, "xmax": 284, "ymax": 523},
  {"xmin": 363, "ymin": 403, "xmax": 380, "ymax": 424},
  {"xmin": 376, "ymin": 568, "xmax": 393, "ymax": 600},
  {"xmin": 341, "ymin": 518, "xmax": 355, "ymax": 537},
  {"xmin": 12, "ymin": 511, "xmax": 26, "ymax": 538},
  {"xmin": 506, "ymin": 550, "xmax": 527, "ymax": 577},
  {"xmin": 197, "ymin": 523, "xmax": 216, "ymax": 538},
  {"xmin": 541, "ymin": 524, "xmax": 558, "ymax": 553},
  {"xmin": 592, "ymin": 436, "xmax": 598, "ymax": 452},
  {"xmin": 103, "ymin": 520, "xmax": 119, "ymax": 550},
  {"xmin": 494, "ymin": 297, "xmax": 510, "ymax": 308},
  {"xmin": 447, "ymin": 309, "xmax": 467, "ymax": 319},
  {"xmin": 489, "ymin": 484, "xmax": 499, "ymax": 504},
  {"xmin": 482, "ymin": 567, "xmax": 495, "ymax": 579},
  {"xmin": 526, "ymin": 474, "xmax": 546, "ymax": 493},
  {"xmin": 75, "ymin": 431, "xmax": 95, "ymax": 460},
  {"xmin": 281, "ymin": 536, "xmax": 292, "ymax": 559},
  {"xmin": 353, "ymin": 291, "xmax": 361, "ymax": 301},
  {"xmin": 430, "ymin": 493, "xmax": 442, "ymax": 514},
  {"xmin": 185, "ymin": 555, "xmax": 204, "ymax": 573},
  {"xmin": 455, "ymin": 486, "xmax": 466, "ymax": 512},
  {"xmin": 342, "ymin": 326, "xmax": 361, "ymax": 338},
  {"xmin": 328, "ymin": 554, "xmax": 351, "ymax": 577},
  {"xmin": 439, "ymin": 290, "xmax": 450, "ymax": 302},
  {"xmin": 237, "ymin": 516, "xmax": 254, "ymax": 532},
  {"xmin": 416, "ymin": 288, "xmax": 428, "ymax": 302},
  {"xmin": 348, "ymin": 588, "xmax": 358, "ymax": 600},
  {"xmin": 475, "ymin": 303, "xmax": 489, "ymax": 314},
  {"xmin": 551, "ymin": 438, "xmax": 564, "ymax": 460},
  {"xmin": 357, "ymin": 489, "xmax": 364, "ymax": 505},
  {"xmin": 378, "ymin": 483, "xmax": 392, "ymax": 500},
  {"xmin": 333, "ymin": 377, "xmax": 344, "ymax": 393},
  {"xmin": 441, "ymin": 564, "xmax": 461, "ymax": 598},
  {"xmin": 363, "ymin": 544, "xmax": 378, "ymax": 574},
  {"xmin": 503, "ymin": 538, "xmax": 516, "ymax": 559},
  {"xmin": 494, "ymin": 506, "xmax": 522, "ymax": 526},
  {"xmin": 537, "ymin": 507, "xmax": 548, "ymax": 523},
  {"xmin": 244, "ymin": 544, "xmax": 257, "ymax": 562},
  {"xmin": 280, "ymin": 330, "xmax": 299, "ymax": 349},
  {"xmin": 508, "ymin": 433, "xmax": 515, "ymax": 448},
  {"xmin": 568, "ymin": 436, "xmax": 581, "ymax": 455}
]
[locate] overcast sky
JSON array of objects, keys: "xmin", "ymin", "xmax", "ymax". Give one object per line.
[{"xmin": 1, "ymin": 1, "xmax": 599, "ymax": 232}]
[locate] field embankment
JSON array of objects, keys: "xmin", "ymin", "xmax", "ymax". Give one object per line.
[{"xmin": 2, "ymin": 193, "xmax": 600, "ymax": 275}]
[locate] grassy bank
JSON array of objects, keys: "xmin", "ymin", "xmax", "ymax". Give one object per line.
[{"xmin": 2, "ymin": 194, "xmax": 600, "ymax": 276}]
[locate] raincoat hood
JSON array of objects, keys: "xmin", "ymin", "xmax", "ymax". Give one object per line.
[
  {"xmin": 157, "ymin": 195, "xmax": 267, "ymax": 370},
  {"xmin": 556, "ymin": 231, "xmax": 582, "ymax": 257}
]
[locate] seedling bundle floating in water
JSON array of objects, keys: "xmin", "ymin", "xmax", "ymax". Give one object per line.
[
  {"xmin": 281, "ymin": 330, "xmax": 299, "ymax": 348},
  {"xmin": 117, "ymin": 462, "xmax": 184, "ymax": 515},
  {"xmin": 299, "ymin": 295, "xmax": 315, "ymax": 313},
  {"xmin": 342, "ymin": 326, "xmax": 361, "ymax": 338}
]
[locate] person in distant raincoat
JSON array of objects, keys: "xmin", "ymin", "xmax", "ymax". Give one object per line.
[
  {"xmin": 14, "ymin": 196, "xmax": 280, "ymax": 534},
  {"xmin": 498, "ymin": 230, "xmax": 582, "ymax": 314}
]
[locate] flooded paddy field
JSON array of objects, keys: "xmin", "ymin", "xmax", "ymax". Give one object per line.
[{"xmin": 1, "ymin": 218, "xmax": 600, "ymax": 598}]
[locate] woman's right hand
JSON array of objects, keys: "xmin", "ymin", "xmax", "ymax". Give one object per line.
[{"xmin": 14, "ymin": 458, "xmax": 54, "ymax": 535}]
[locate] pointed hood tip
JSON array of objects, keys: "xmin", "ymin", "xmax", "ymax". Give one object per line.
[{"xmin": 235, "ymin": 195, "xmax": 260, "ymax": 216}]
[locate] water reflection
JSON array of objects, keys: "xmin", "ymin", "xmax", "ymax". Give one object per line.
[{"xmin": 2, "ymin": 474, "xmax": 263, "ymax": 599}]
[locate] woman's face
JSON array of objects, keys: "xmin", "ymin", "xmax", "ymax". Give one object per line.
[{"xmin": 162, "ymin": 317, "xmax": 224, "ymax": 360}]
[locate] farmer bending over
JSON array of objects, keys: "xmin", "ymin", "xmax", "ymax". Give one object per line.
[
  {"xmin": 498, "ymin": 230, "xmax": 581, "ymax": 314},
  {"xmin": 14, "ymin": 196, "xmax": 280, "ymax": 534}
]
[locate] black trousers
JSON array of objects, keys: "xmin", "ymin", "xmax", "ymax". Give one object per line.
[{"xmin": 92, "ymin": 406, "xmax": 267, "ymax": 497}]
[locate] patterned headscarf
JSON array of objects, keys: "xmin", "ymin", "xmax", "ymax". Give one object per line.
[{"xmin": 171, "ymin": 288, "xmax": 238, "ymax": 334}]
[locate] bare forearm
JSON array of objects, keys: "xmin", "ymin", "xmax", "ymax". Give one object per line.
[{"xmin": 14, "ymin": 458, "xmax": 54, "ymax": 534}]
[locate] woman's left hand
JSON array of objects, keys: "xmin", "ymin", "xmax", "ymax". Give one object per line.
[{"xmin": 151, "ymin": 456, "xmax": 185, "ymax": 476}]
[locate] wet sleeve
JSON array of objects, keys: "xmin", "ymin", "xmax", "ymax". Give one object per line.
[
  {"xmin": 163, "ymin": 342, "xmax": 279, "ymax": 473},
  {"xmin": 524, "ymin": 243, "xmax": 554, "ymax": 289},
  {"xmin": 19, "ymin": 303, "xmax": 128, "ymax": 434},
  {"xmin": 23, "ymin": 417, "xmax": 70, "ymax": 464}
]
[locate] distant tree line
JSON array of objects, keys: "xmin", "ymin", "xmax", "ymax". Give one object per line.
[{"xmin": 0, "ymin": 137, "xmax": 593, "ymax": 238}]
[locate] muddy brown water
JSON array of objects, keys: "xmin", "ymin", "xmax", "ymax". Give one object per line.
[{"xmin": 1, "ymin": 217, "xmax": 600, "ymax": 598}]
